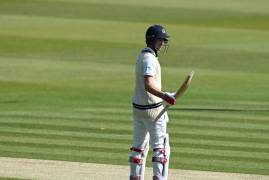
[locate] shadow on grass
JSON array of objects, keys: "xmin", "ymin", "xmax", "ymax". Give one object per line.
[
  {"xmin": 170, "ymin": 108, "xmax": 269, "ymax": 112},
  {"xmin": 0, "ymin": 100, "xmax": 26, "ymax": 104}
]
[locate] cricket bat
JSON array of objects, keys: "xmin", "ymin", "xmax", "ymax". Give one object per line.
[{"xmin": 154, "ymin": 71, "xmax": 195, "ymax": 121}]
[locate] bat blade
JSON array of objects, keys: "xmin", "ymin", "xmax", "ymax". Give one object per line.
[
  {"xmin": 174, "ymin": 70, "xmax": 194, "ymax": 99},
  {"xmin": 154, "ymin": 71, "xmax": 194, "ymax": 121}
]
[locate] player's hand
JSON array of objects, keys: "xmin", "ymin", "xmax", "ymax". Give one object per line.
[{"xmin": 162, "ymin": 92, "xmax": 176, "ymax": 105}]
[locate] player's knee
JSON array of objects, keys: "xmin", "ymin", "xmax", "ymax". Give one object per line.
[
  {"xmin": 130, "ymin": 147, "xmax": 148, "ymax": 159},
  {"xmin": 152, "ymin": 134, "xmax": 170, "ymax": 159},
  {"xmin": 129, "ymin": 146, "xmax": 149, "ymax": 167},
  {"xmin": 130, "ymin": 148, "xmax": 143, "ymax": 165},
  {"xmin": 152, "ymin": 147, "xmax": 168, "ymax": 164}
]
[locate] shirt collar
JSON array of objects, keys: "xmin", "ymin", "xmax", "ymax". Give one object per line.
[{"xmin": 141, "ymin": 47, "xmax": 158, "ymax": 57}]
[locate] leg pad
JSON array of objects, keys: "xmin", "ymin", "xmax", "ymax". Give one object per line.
[
  {"xmin": 130, "ymin": 157, "xmax": 143, "ymax": 164},
  {"xmin": 152, "ymin": 157, "xmax": 167, "ymax": 164},
  {"xmin": 130, "ymin": 175, "xmax": 141, "ymax": 180}
]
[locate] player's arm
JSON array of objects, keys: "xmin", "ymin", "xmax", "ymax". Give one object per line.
[
  {"xmin": 144, "ymin": 75, "xmax": 175, "ymax": 105},
  {"xmin": 144, "ymin": 75, "xmax": 163, "ymax": 98}
]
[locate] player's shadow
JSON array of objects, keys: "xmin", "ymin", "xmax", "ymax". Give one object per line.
[
  {"xmin": 0, "ymin": 100, "xmax": 25, "ymax": 104},
  {"xmin": 170, "ymin": 107, "xmax": 269, "ymax": 112}
]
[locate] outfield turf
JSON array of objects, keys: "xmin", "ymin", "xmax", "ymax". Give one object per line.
[{"xmin": 0, "ymin": 0, "xmax": 269, "ymax": 176}]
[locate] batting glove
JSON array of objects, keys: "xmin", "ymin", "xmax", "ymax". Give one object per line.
[{"xmin": 162, "ymin": 92, "xmax": 176, "ymax": 105}]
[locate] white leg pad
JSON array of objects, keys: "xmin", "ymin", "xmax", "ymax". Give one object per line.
[
  {"xmin": 130, "ymin": 146, "xmax": 149, "ymax": 180},
  {"xmin": 152, "ymin": 133, "xmax": 170, "ymax": 180}
]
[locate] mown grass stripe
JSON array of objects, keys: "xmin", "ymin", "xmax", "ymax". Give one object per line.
[
  {"xmin": 0, "ymin": 122, "xmax": 131, "ymax": 134},
  {"xmin": 172, "ymin": 111, "xmax": 269, "ymax": 121},
  {"xmin": 1, "ymin": 133, "xmax": 268, "ymax": 158},
  {"xmin": 1, "ymin": 121, "xmax": 269, "ymax": 144},
  {"xmin": 0, "ymin": 137, "xmax": 128, "ymax": 151},
  {"xmin": 0, "ymin": 127, "xmax": 131, "ymax": 140},
  {"xmin": 2, "ymin": 112, "xmax": 269, "ymax": 130},
  {"xmin": 0, "ymin": 132, "xmax": 267, "ymax": 155},
  {"xmin": 171, "ymin": 142, "xmax": 269, "ymax": 153},
  {"xmin": 0, "ymin": 144, "xmax": 130, "ymax": 163},
  {"xmin": 172, "ymin": 152, "xmax": 269, "ymax": 164},
  {"xmin": 0, "ymin": 150, "xmax": 128, "ymax": 165},
  {"xmin": 170, "ymin": 114, "xmax": 269, "ymax": 125},
  {"xmin": 0, "ymin": 113, "xmax": 131, "ymax": 122},
  {"xmin": 172, "ymin": 162, "xmax": 269, "ymax": 176},
  {"xmin": 0, "ymin": 114, "xmax": 131, "ymax": 124},
  {"xmin": 2, "ymin": 116, "xmax": 269, "ymax": 134},
  {"xmin": 0, "ymin": 119, "xmax": 131, "ymax": 132},
  {"xmin": 0, "ymin": 140, "xmax": 127, "ymax": 154},
  {"xmin": 1, "ymin": 117, "xmax": 268, "ymax": 137},
  {"xmin": 170, "ymin": 128, "xmax": 269, "ymax": 140},
  {"xmin": 1, "ymin": 126, "xmax": 268, "ymax": 148},
  {"xmin": 172, "ymin": 156, "xmax": 269, "ymax": 170},
  {"xmin": 0, "ymin": 131, "xmax": 130, "ymax": 144},
  {"xmin": 4, "ymin": 110, "xmax": 269, "ymax": 129},
  {"xmin": 172, "ymin": 133, "xmax": 269, "ymax": 144},
  {"xmin": 170, "ymin": 115, "xmax": 269, "ymax": 126},
  {"xmin": 0, "ymin": 140, "xmax": 268, "ymax": 165},
  {"xmin": 1, "ymin": 122, "xmax": 268, "ymax": 144},
  {"xmin": 1, "ymin": 130, "xmax": 268, "ymax": 154},
  {"xmin": 176, "ymin": 137, "xmax": 269, "ymax": 149},
  {"xmin": 0, "ymin": 150, "xmax": 268, "ymax": 175},
  {"xmin": 172, "ymin": 147, "xmax": 269, "ymax": 160},
  {"xmin": 171, "ymin": 107, "xmax": 269, "ymax": 112},
  {"xmin": 170, "ymin": 124, "xmax": 269, "ymax": 134},
  {"xmin": 0, "ymin": 143, "xmax": 129, "ymax": 157},
  {"xmin": 1, "ymin": 117, "xmax": 267, "ymax": 140},
  {"xmin": 0, "ymin": 0, "xmax": 269, "ymax": 30},
  {"xmin": 1, "ymin": 135, "xmax": 267, "ymax": 160}
]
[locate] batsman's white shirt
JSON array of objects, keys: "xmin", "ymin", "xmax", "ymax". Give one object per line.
[{"xmin": 132, "ymin": 47, "xmax": 163, "ymax": 120}]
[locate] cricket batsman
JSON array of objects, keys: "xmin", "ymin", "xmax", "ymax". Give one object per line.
[{"xmin": 129, "ymin": 25, "xmax": 176, "ymax": 180}]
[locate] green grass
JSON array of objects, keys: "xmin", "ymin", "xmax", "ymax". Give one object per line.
[{"xmin": 0, "ymin": 0, "xmax": 269, "ymax": 176}]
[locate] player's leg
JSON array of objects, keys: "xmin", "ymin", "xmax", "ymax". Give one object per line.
[
  {"xmin": 130, "ymin": 117, "xmax": 149, "ymax": 180},
  {"xmin": 147, "ymin": 114, "xmax": 170, "ymax": 180},
  {"xmin": 152, "ymin": 133, "xmax": 170, "ymax": 180}
]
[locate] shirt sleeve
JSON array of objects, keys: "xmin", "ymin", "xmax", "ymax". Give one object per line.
[{"xmin": 143, "ymin": 57, "xmax": 156, "ymax": 76}]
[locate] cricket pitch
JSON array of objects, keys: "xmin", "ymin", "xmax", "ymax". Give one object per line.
[{"xmin": 0, "ymin": 157, "xmax": 268, "ymax": 180}]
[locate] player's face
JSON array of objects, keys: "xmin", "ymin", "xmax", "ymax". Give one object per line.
[{"xmin": 154, "ymin": 38, "xmax": 165, "ymax": 51}]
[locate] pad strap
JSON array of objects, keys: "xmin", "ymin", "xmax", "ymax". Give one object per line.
[
  {"xmin": 153, "ymin": 148, "xmax": 165, "ymax": 154},
  {"xmin": 129, "ymin": 157, "xmax": 143, "ymax": 164},
  {"xmin": 130, "ymin": 147, "xmax": 143, "ymax": 153},
  {"xmin": 130, "ymin": 176, "xmax": 141, "ymax": 180},
  {"xmin": 130, "ymin": 147, "xmax": 145, "ymax": 156},
  {"xmin": 152, "ymin": 157, "xmax": 167, "ymax": 164}
]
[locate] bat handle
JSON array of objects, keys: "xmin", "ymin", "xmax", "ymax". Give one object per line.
[{"xmin": 154, "ymin": 105, "xmax": 169, "ymax": 121}]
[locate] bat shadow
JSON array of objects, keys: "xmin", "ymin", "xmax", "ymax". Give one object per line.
[
  {"xmin": 170, "ymin": 107, "xmax": 269, "ymax": 112},
  {"xmin": 0, "ymin": 100, "xmax": 26, "ymax": 104}
]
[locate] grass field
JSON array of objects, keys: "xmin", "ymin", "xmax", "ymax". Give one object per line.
[{"xmin": 0, "ymin": 0, "xmax": 269, "ymax": 176}]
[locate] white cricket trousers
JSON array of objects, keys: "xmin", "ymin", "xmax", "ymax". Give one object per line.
[
  {"xmin": 130, "ymin": 113, "xmax": 170, "ymax": 180},
  {"xmin": 132, "ymin": 114, "xmax": 168, "ymax": 149}
]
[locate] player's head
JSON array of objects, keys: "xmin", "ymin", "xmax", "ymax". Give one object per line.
[{"xmin": 145, "ymin": 24, "xmax": 169, "ymax": 52}]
